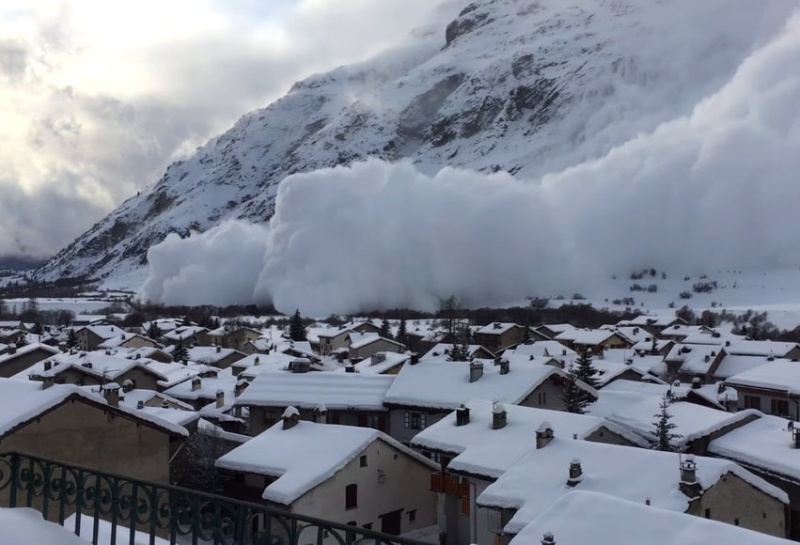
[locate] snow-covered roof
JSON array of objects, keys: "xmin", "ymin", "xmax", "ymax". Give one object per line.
[
  {"xmin": 97, "ymin": 333, "xmax": 156, "ymax": 349},
  {"xmin": 186, "ymin": 346, "xmax": 245, "ymax": 366},
  {"xmin": 509, "ymin": 491, "xmax": 792, "ymax": 545},
  {"xmin": 664, "ymin": 343, "xmax": 724, "ymax": 375},
  {"xmin": 623, "ymin": 315, "xmax": 680, "ymax": 328},
  {"xmin": 606, "ymin": 397, "xmax": 758, "ymax": 448},
  {"xmin": 476, "ymin": 322, "xmax": 519, "ymax": 335},
  {"xmin": 236, "ymin": 372, "xmax": 394, "ymax": 411},
  {"xmin": 164, "ymin": 375, "xmax": 237, "ymax": 401},
  {"xmin": 503, "ymin": 341, "xmax": 576, "ymax": 360},
  {"xmin": 421, "ymin": 343, "xmax": 494, "ymax": 362},
  {"xmin": 725, "ymin": 360, "xmax": 800, "ymax": 395},
  {"xmin": 0, "ymin": 377, "xmax": 188, "ymax": 438},
  {"xmin": 345, "ymin": 352, "xmax": 410, "ymax": 374},
  {"xmin": 726, "ymin": 340, "xmax": 800, "ymax": 358},
  {"xmin": 145, "ymin": 361, "xmax": 218, "ymax": 389},
  {"xmin": 16, "ymin": 351, "xmax": 165, "ymax": 382},
  {"xmin": 713, "ymin": 354, "xmax": 772, "ymax": 379},
  {"xmin": 477, "ymin": 438, "xmax": 787, "ymax": 534},
  {"xmin": 384, "ymin": 360, "xmax": 593, "ymax": 410},
  {"xmin": 162, "ymin": 326, "xmax": 209, "ymax": 342},
  {"xmin": 411, "ymin": 400, "xmax": 647, "ymax": 479},
  {"xmin": 78, "ymin": 325, "xmax": 124, "ymax": 340},
  {"xmin": 0, "ymin": 343, "xmax": 59, "ymax": 364},
  {"xmin": 709, "ymin": 414, "xmax": 800, "ymax": 483},
  {"xmin": 216, "ymin": 419, "xmax": 434, "ymax": 505},
  {"xmin": 554, "ymin": 328, "xmax": 619, "ymax": 346},
  {"xmin": 232, "ymin": 352, "xmax": 297, "ymax": 375}
]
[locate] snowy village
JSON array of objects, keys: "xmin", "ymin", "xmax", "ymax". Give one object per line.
[{"xmin": 1, "ymin": 303, "xmax": 800, "ymax": 545}]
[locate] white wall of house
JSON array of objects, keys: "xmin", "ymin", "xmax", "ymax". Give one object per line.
[{"xmin": 290, "ymin": 438, "xmax": 438, "ymax": 536}]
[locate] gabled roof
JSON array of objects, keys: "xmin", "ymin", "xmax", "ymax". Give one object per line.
[
  {"xmin": 606, "ymin": 397, "xmax": 758, "ymax": 448},
  {"xmin": 509, "ymin": 491, "xmax": 792, "ymax": 545},
  {"xmin": 663, "ymin": 343, "xmax": 725, "ymax": 375},
  {"xmin": 216, "ymin": 419, "xmax": 435, "ymax": 505},
  {"xmin": 555, "ymin": 328, "xmax": 624, "ymax": 346},
  {"xmin": 725, "ymin": 359, "xmax": 800, "ymax": 395},
  {"xmin": 164, "ymin": 375, "xmax": 237, "ymax": 402},
  {"xmin": 411, "ymin": 400, "xmax": 647, "ymax": 479},
  {"xmin": 725, "ymin": 340, "xmax": 800, "ymax": 358},
  {"xmin": 186, "ymin": 346, "xmax": 246, "ymax": 365},
  {"xmin": 476, "ymin": 322, "xmax": 520, "ymax": 335},
  {"xmin": 502, "ymin": 341, "xmax": 575, "ymax": 360},
  {"xmin": 421, "ymin": 343, "xmax": 495, "ymax": 362},
  {"xmin": 236, "ymin": 372, "xmax": 394, "ymax": 411},
  {"xmin": 709, "ymin": 414, "xmax": 800, "ymax": 483},
  {"xmin": 383, "ymin": 360, "xmax": 595, "ymax": 411},
  {"xmin": 0, "ymin": 343, "xmax": 59, "ymax": 364},
  {"xmin": 97, "ymin": 333, "xmax": 157, "ymax": 349},
  {"xmin": 477, "ymin": 438, "xmax": 787, "ymax": 534},
  {"xmin": 0, "ymin": 377, "xmax": 188, "ymax": 438}
]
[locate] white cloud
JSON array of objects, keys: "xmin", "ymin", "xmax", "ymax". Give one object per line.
[
  {"xmin": 0, "ymin": 0, "xmax": 446, "ymax": 257},
  {"xmin": 139, "ymin": 10, "xmax": 800, "ymax": 315}
]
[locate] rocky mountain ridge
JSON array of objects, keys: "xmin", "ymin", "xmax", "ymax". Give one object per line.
[{"xmin": 35, "ymin": 0, "xmax": 797, "ymax": 288}]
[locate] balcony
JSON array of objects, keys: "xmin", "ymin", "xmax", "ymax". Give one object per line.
[
  {"xmin": 0, "ymin": 451, "xmax": 428, "ymax": 545},
  {"xmin": 430, "ymin": 473, "xmax": 469, "ymax": 498}
]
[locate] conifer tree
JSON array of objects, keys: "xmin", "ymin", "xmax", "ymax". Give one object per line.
[
  {"xmin": 379, "ymin": 319, "xmax": 392, "ymax": 339},
  {"xmin": 289, "ymin": 310, "xmax": 307, "ymax": 341},
  {"xmin": 148, "ymin": 321, "xmax": 163, "ymax": 341},
  {"xmin": 573, "ymin": 349, "xmax": 599, "ymax": 390},
  {"xmin": 0, "ymin": 298, "xmax": 6, "ymax": 319},
  {"xmin": 172, "ymin": 339, "xmax": 189, "ymax": 364},
  {"xmin": 652, "ymin": 393, "xmax": 682, "ymax": 451},
  {"xmin": 67, "ymin": 328, "xmax": 78, "ymax": 349},
  {"xmin": 562, "ymin": 368, "xmax": 588, "ymax": 414},
  {"xmin": 396, "ymin": 319, "xmax": 408, "ymax": 346},
  {"xmin": 447, "ymin": 328, "xmax": 473, "ymax": 362}
]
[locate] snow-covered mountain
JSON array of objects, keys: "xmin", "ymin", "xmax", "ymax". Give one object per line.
[{"xmin": 36, "ymin": 0, "xmax": 799, "ymax": 287}]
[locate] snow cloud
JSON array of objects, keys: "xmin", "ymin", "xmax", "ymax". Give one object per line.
[{"xmin": 140, "ymin": 9, "xmax": 800, "ymax": 315}]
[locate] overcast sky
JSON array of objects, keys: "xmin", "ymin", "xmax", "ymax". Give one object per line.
[{"xmin": 0, "ymin": 0, "xmax": 446, "ymax": 258}]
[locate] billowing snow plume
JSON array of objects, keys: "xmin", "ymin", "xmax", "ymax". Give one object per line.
[{"xmin": 140, "ymin": 11, "xmax": 800, "ymax": 315}]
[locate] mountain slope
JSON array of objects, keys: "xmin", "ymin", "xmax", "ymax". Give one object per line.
[{"xmin": 36, "ymin": 0, "xmax": 799, "ymax": 287}]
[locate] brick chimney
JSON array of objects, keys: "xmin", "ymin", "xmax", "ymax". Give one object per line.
[
  {"xmin": 567, "ymin": 459, "xmax": 582, "ymax": 487},
  {"xmin": 536, "ymin": 422, "xmax": 554, "ymax": 449},
  {"xmin": 469, "ymin": 362, "xmax": 484, "ymax": 383},
  {"xmin": 492, "ymin": 402, "xmax": 507, "ymax": 430},
  {"xmin": 282, "ymin": 406, "xmax": 300, "ymax": 430},
  {"xmin": 191, "ymin": 377, "xmax": 201, "ymax": 391},
  {"xmin": 455, "ymin": 405, "xmax": 470, "ymax": 426},
  {"xmin": 215, "ymin": 389, "xmax": 225, "ymax": 408},
  {"xmin": 679, "ymin": 455, "xmax": 703, "ymax": 498}
]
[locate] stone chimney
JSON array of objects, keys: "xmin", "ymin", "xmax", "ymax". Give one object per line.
[
  {"xmin": 679, "ymin": 455, "xmax": 703, "ymax": 498},
  {"xmin": 44, "ymin": 360, "xmax": 52, "ymax": 371},
  {"xmin": 216, "ymin": 345, "xmax": 221, "ymax": 353},
  {"xmin": 469, "ymin": 362, "xmax": 484, "ymax": 383},
  {"xmin": 191, "ymin": 377, "xmax": 201, "ymax": 391},
  {"xmin": 137, "ymin": 400, "xmax": 145, "ymax": 410},
  {"xmin": 492, "ymin": 402, "xmax": 507, "ymax": 430},
  {"xmin": 455, "ymin": 405, "xmax": 470, "ymax": 426},
  {"xmin": 541, "ymin": 532, "xmax": 556, "ymax": 545},
  {"xmin": 215, "ymin": 389, "xmax": 225, "ymax": 408},
  {"xmin": 282, "ymin": 406, "xmax": 300, "ymax": 430},
  {"xmin": 42, "ymin": 376, "xmax": 55, "ymax": 389},
  {"xmin": 254, "ymin": 356, "xmax": 260, "ymax": 366},
  {"xmin": 567, "ymin": 459, "xmax": 583, "ymax": 487},
  {"xmin": 104, "ymin": 383, "xmax": 120, "ymax": 408},
  {"xmin": 409, "ymin": 352, "xmax": 419, "ymax": 365},
  {"xmin": 371, "ymin": 352, "xmax": 386, "ymax": 366},
  {"xmin": 314, "ymin": 404, "xmax": 328, "ymax": 424},
  {"xmin": 792, "ymin": 424, "xmax": 800, "ymax": 449},
  {"xmin": 498, "ymin": 358, "xmax": 510, "ymax": 375},
  {"xmin": 7, "ymin": 345, "xmax": 16, "ymax": 355},
  {"xmin": 691, "ymin": 377, "xmax": 702, "ymax": 389},
  {"xmin": 536, "ymin": 422, "xmax": 554, "ymax": 449}
]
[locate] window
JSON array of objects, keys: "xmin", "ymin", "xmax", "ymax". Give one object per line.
[
  {"xmin": 360, "ymin": 455, "xmax": 368, "ymax": 468},
  {"xmin": 346, "ymin": 484, "xmax": 358, "ymax": 510},
  {"xmin": 537, "ymin": 391, "xmax": 547, "ymax": 405},
  {"xmin": 705, "ymin": 509, "xmax": 711, "ymax": 519},
  {"xmin": 735, "ymin": 518, "xmax": 740, "ymax": 526},
  {"xmin": 744, "ymin": 395, "xmax": 761, "ymax": 410},
  {"xmin": 771, "ymin": 399, "xmax": 789, "ymax": 416},
  {"xmin": 404, "ymin": 411, "xmax": 426, "ymax": 430},
  {"xmin": 407, "ymin": 510, "xmax": 416, "ymax": 523}
]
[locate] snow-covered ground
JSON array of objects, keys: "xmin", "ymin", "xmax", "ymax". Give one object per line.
[{"xmin": 3, "ymin": 297, "xmax": 124, "ymax": 315}]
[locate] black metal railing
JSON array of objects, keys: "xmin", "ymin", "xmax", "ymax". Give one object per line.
[{"xmin": 0, "ymin": 452, "xmax": 429, "ymax": 545}]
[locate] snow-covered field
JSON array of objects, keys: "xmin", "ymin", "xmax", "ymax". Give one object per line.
[{"xmin": 3, "ymin": 297, "xmax": 122, "ymax": 315}]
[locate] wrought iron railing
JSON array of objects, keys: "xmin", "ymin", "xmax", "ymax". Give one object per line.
[{"xmin": 0, "ymin": 451, "xmax": 429, "ymax": 545}]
